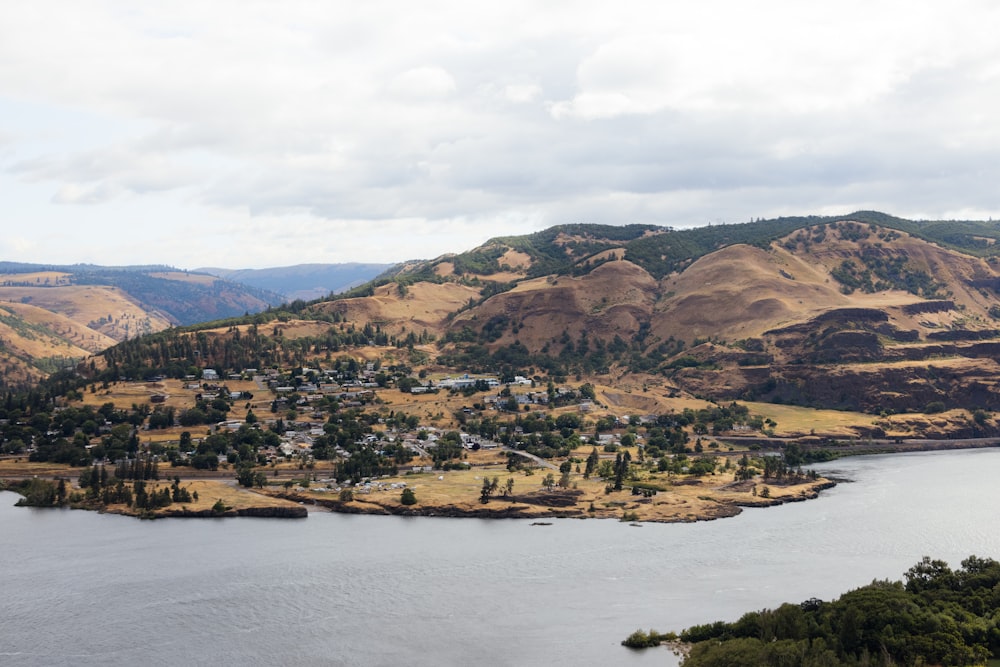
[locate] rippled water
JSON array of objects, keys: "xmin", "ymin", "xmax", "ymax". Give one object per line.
[{"xmin": 2, "ymin": 448, "xmax": 999, "ymax": 666}]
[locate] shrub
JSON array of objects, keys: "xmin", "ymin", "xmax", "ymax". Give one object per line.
[
  {"xmin": 622, "ymin": 628, "xmax": 675, "ymax": 648},
  {"xmin": 924, "ymin": 401, "xmax": 946, "ymax": 414}
]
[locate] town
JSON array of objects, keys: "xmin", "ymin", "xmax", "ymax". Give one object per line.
[{"xmin": 1, "ymin": 354, "xmax": 831, "ymax": 522}]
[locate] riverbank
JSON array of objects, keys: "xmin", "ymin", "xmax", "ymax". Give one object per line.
[
  {"xmin": 262, "ymin": 467, "xmax": 837, "ymax": 524},
  {"xmin": 14, "ymin": 431, "xmax": 999, "ymax": 523},
  {"xmin": 0, "ymin": 478, "xmax": 307, "ymax": 519},
  {"xmin": 0, "ymin": 465, "xmax": 834, "ymax": 523}
]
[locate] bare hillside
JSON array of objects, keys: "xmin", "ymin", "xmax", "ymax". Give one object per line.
[
  {"xmin": 316, "ymin": 281, "xmax": 481, "ymax": 338},
  {"xmin": 450, "ymin": 258, "xmax": 657, "ymax": 348}
]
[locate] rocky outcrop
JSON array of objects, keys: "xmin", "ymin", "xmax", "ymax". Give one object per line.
[
  {"xmin": 901, "ymin": 300, "xmax": 955, "ymax": 315},
  {"xmin": 157, "ymin": 505, "xmax": 307, "ymax": 519},
  {"xmin": 927, "ymin": 329, "xmax": 999, "ymax": 342}
]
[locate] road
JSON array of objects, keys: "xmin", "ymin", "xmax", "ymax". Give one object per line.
[{"xmin": 500, "ymin": 446, "xmax": 559, "ymax": 470}]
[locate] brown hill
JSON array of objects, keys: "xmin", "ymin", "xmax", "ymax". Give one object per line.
[
  {"xmin": 0, "ymin": 265, "xmax": 275, "ymax": 391},
  {"xmin": 427, "ymin": 220, "xmax": 1000, "ymax": 413},
  {"xmin": 46, "ymin": 216, "xmax": 1000, "ymax": 419},
  {"xmin": 450, "ymin": 258, "xmax": 657, "ymax": 349},
  {"xmin": 314, "ymin": 281, "xmax": 481, "ymax": 339}
]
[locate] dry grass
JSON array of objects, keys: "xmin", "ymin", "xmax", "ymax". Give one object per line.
[
  {"xmin": 94, "ymin": 480, "xmax": 304, "ymax": 517},
  {"xmin": 293, "ymin": 457, "xmax": 833, "ymax": 523},
  {"xmin": 0, "ymin": 460, "xmax": 78, "ymax": 478},
  {"xmin": 3, "ymin": 302, "xmax": 117, "ymax": 352},
  {"xmin": 644, "ymin": 227, "xmax": 1000, "ymax": 344},
  {"xmin": 499, "ymin": 249, "xmax": 532, "ymax": 270},
  {"xmin": 740, "ymin": 402, "xmax": 878, "ymax": 437},
  {"xmin": 0, "ymin": 285, "xmax": 171, "ymax": 331},
  {"xmin": 178, "ymin": 480, "xmax": 302, "ymax": 510},
  {"xmin": 0, "ymin": 304, "xmax": 95, "ymax": 360},
  {"xmin": 0, "ymin": 271, "xmax": 72, "ymax": 284},
  {"xmin": 315, "ymin": 281, "xmax": 480, "ymax": 338}
]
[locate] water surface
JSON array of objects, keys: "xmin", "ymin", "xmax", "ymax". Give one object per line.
[{"xmin": 2, "ymin": 448, "xmax": 999, "ymax": 666}]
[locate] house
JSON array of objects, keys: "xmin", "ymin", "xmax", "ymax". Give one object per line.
[{"xmin": 202, "ymin": 369, "xmax": 219, "ymax": 381}]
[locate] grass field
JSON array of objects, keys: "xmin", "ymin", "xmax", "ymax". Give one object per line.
[{"xmin": 286, "ymin": 451, "xmax": 831, "ymax": 524}]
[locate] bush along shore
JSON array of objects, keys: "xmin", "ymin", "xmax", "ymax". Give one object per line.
[
  {"xmin": 0, "ymin": 476, "xmax": 306, "ymax": 520},
  {"xmin": 624, "ymin": 555, "xmax": 1000, "ymax": 666}
]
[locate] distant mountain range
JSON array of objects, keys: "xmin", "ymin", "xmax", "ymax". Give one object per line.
[
  {"xmin": 196, "ymin": 263, "xmax": 394, "ymax": 302},
  {"xmin": 0, "ymin": 261, "xmax": 393, "ymax": 391}
]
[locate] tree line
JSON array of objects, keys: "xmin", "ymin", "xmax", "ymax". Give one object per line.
[{"xmin": 625, "ymin": 555, "xmax": 1000, "ymax": 666}]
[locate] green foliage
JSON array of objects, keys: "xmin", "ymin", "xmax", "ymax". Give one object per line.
[
  {"xmin": 400, "ymin": 487, "xmax": 416, "ymax": 505},
  {"xmin": 10, "ymin": 478, "xmax": 65, "ymax": 507},
  {"xmin": 479, "ymin": 475, "xmax": 499, "ymax": 503},
  {"xmin": 829, "ymin": 246, "xmax": 946, "ymax": 298},
  {"xmin": 655, "ymin": 556, "xmax": 1000, "ymax": 667}
]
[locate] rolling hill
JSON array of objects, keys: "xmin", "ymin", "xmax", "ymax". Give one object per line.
[
  {"xmin": 20, "ymin": 212, "xmax": 1000, "ymax": 425},
  {"xmin": 195, "ymin": 263, "xmax": 394, "ymax": 302},
  {"xmin": 0, "ymin": 264, "xmax": 282, "ymax": 391}
]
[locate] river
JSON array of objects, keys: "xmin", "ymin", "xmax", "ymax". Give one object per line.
[{"xmin": 2, "ymin": 448, "xmax": 999, "ymax": 666}]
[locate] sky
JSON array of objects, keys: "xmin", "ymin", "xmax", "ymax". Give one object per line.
[{"xmin": 2, "ymin": 1, "xmax": 1000, "ymax": 270}]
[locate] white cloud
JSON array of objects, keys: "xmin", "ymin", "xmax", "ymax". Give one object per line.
[
  {"xmin": 1, "ymin": 1, "xmax": 1000, "ymax": 268},
  {"xmin": 52, "ymin": 183, "xmax": 120, "ymax": 205},
  {"xmin": 388, "ymin": 66, "xmax": 457, "ymax": 98},
  {"xmin": 504, "ymin": 83, "xmax": 542, "ymax": 104}
]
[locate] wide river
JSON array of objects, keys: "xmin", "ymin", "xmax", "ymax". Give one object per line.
[{"xmin": 2, "ymin": 448, "xmax": 1000, "ymax": 666}]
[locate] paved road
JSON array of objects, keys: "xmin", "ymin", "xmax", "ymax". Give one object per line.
[
  {"xmin": 405, "ymin": 442, "xmax": 432, "ymax": 458},
  {"xmin": 500, "ymin": 446, "xmax": 559, "ymax": 470}
]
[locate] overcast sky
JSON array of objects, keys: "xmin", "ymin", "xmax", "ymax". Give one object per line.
[{"xmin": 3, "ymin": 1, "xmax": 1000, "ymax": 269}]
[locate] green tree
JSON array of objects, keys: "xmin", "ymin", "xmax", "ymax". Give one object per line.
[
  {"xmin": 479, "ymin": 476, "xmax": 500, "ymax": 504},
  {"xmin": 400, "ymin": 487, "xmax": 417, "ymax": 505}
]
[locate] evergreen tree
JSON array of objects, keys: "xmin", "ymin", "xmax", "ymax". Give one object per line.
[{"xmin": 584, "ymin": 447, "xmax": 599, "ymax": 478}]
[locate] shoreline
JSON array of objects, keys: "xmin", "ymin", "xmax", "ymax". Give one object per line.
[
  {"xmin": 265, "ymin": 477, "xmax": 839, "ymax": 523},
  {"xmin": 3, "ymin": 437, "xmax": 998, "ymax": 522}
]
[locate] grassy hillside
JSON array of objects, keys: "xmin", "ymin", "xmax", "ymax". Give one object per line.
[
  {"xmin": 0, "ymin": 263, "xmax": 283, "ymax": 391},
  {"xmin": 14, "ymin": 212, "xmax": 1000, "ymax": 417}
]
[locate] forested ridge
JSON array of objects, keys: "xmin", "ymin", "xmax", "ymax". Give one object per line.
[
  {"xmin": 75, "ymin": 211, "xmax": 1000, "ymax": 337},
  {"xmin": 626, "ymin": 555, "xmax": 1000, "ymax": 666},
  {"xmin": 402, "ymin": 212, "xmax": 1000, "ymax": 282}
]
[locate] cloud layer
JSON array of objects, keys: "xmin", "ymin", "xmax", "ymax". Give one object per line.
[{"xmin": 2, "ymin": 1, "xmax": 1000, "ymax": 268}]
